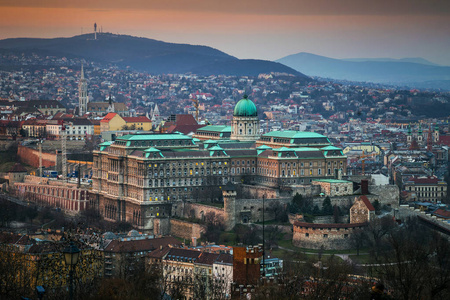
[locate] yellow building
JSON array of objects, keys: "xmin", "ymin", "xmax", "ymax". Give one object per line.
[
  {"xmin": 100, "ymin": 112, "xmax": 126, "ymax": 133},
  {"xmin": 123, "ymin": 116, "xmax": 152, "ymax": 131}
]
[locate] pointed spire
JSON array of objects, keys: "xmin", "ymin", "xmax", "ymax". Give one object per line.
[{"xmin": 81, "ymin": 64, "xmax": 85, "ymax": 79}]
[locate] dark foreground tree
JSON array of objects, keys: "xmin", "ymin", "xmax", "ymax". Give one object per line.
[{"xmin": 371, "ymin": 217, "xmax": 450, "ymax": 300}]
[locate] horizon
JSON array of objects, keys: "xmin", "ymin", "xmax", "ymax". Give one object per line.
[{"xmin": 0, "ymin": 1, "xmax": 449, "ymax": 65}]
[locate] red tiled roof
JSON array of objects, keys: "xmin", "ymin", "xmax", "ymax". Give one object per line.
[
  {"xmin": 438, "ymin": 136, "xmax": 450, "ymax": 147},
  {"xmin": 197, "ymin": 252, "xmax": 220, "ymax": 265},
  {"xmin": 8, "ymin": 163, "xmax": 27, "ymax": 173},
  {"xmin": 100, "ymin": 112, "xmax": 117, "ymax": 123},
  {"xmin": 406, "ymin": 176, "xmax": 440, "ymax": 184},
  {"xmin": 215, "ymin": 253, "xmax": 233, "ymax": 264},
  {"xmin": 360, "ymin": 195, "xmax": 375, "ymax": 211},
  {"xmin": 104, "ymin": 236, "xmax": 181, "ymax": 253},
  {"xmin": 0, "ymin": 232, "xmax": 34, "ymax": 245},
  {"xmin": 174, "ymin": 114, "xmax": 198, "ymax": 126},
  {"xmin": 433, "ymin": 209, "xmax": 450, "ymax": 219},
  {"xmin": 123, "ymin": 116, "xmax": 151, "ymax": 123}
]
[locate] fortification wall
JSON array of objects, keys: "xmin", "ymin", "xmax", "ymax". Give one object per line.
[
  {"xmin": 169, "ymin": 219, "xmax": 206, "ymax": 240},
  {"xmin": 183, "ymin": 202, "xmax": 225, "ymax": 221},
  {"xmin": 291, "ymin": 185, "xmax": 321, "ymax": 198},
  {"xmin": 369, "ymin": 184, "xmax": 399, "ymax": 207},
  {"xmin": 293, "ymin": 222, "xmax": 366, "ymax": 250},
  {"xmin": 17, "ymin": 145, "xmax": 56, "ymax": 168},
  {"xmin": 239, "ymin": 185, "xmax": 279, "ymax": 199},
  {"xmin": 234, "ymin": 197, "xmax": 291, "ymax": 224}
]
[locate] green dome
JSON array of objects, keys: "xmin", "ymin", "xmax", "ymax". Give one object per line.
[{"xmin": 233, "ymin": 95, "xmax": 257, "ymax": 117}]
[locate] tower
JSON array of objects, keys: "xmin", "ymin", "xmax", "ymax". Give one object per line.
[
  {"xmin": 433, "ymin": 124, "xmax": 440, "ymax": 143},
  {"xmin": 406, "ymin": 124, "xmax": 412, "ymax": 146},
  {"xmin": 107, "ymin": 95, "xmax": 114, "ymax": 113},
  {"xmin": 223, "ymin": 182, "xmax": 236, "ymax": 230},
  {"xmin": 94, "ymin": 23, "xmax": 97, "ymax": 40},
  {"xmin": 78, "ymin": 65, "xmax": 88, "ymax": 116},
  {"xmin": 417, "ymin": 123, "xmax": 423, "ymax": 146},
  {"xmin": 230, "ymin": 95, "xmax": 260, "ymax": 141},
  {"xmin": 151, "ymin": 104, "xmax": 160, "ymax": 123}
]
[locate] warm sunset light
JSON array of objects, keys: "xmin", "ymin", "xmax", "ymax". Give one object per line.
[{"xmin": 0, "ymin": 0, "xmax": 449, "ymax": 64}]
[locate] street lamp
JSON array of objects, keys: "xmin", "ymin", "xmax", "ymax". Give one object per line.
[
  {"xmin": 262, "ymin": 194, "xmax": 266, "ymax": 278},
  {"xmin": 63, "ymin": 242, "xmax": 80, "ymax": 300}
]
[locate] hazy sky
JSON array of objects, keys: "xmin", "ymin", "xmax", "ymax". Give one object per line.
[{"xmin": 1, "ymin": 0, "xmax": 450, "ymax": 65}]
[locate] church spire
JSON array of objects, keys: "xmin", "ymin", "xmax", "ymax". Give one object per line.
[{"xmin": 78, "ymin": 64, "xmax": 88, "ymax": 116}]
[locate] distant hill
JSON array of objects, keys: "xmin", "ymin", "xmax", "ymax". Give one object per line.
[
  {"xmin": 276, "ymin": 52, "xmax": 450, "ymax": 90},
  {"xmin": 0, "ymin": 33, "xmax": 306, "ymax": 77},
  {"xmin": 342, "ymin": 57, "xmax": 440, "ymax": 66}
]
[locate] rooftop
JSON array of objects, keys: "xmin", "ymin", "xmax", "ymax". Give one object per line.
[{"xmin": 262, "ymin": 130, "xmax": 327, "ymax": 139}]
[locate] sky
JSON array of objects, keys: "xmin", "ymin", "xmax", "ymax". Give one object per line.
[{"xmin": 1, "ymin": 0, "xmax": 450, "ymax": 65}]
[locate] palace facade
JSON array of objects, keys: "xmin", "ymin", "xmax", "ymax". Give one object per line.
[{"xmin": 90, "ymin": 96, "xmax": 347, "ymax": 232}]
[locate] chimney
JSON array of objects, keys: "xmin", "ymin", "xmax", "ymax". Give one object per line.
[{"xmin": 361, "ymin": 179, "xmax": 369, "ymax": 195}]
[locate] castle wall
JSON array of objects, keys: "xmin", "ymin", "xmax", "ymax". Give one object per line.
[
  {"xmin": 239, "ymin": 185, "xmax": 279, "ymax": 199},
  {"xmin": 291, "ymin": 185, "xmax": 321, "ymax": 198},
  {"xmin": 17, "ymin": 145, "xmax": 56, "ymax": 168},
  {"xmin": 312, "ymin": 180, "xmax": 353, "ymax": 197},
  {"xmin": 169, "ymin": 219, "xmax": 206, "ymax": 240},
  {"xmin": 234, "ymin": 198, "xmax": 291, "ymax": 224},
  {"xmin": 183, "ymin": 202, "xmax": 225, "ymax": 221},
  {"xmin": 369, "ymin": 184, "xmax": 399, "ymax": 207},
  {"xmin": 293, "ymin": 222, "xmax": 366, "ymax": 250}
]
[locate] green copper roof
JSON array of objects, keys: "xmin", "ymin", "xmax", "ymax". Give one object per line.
[
  {"xmin": 256, "ymin": 145, "xmax": 272, "ymax": 150},
  {"xmin": 321, "ymin": 146, "xmax": 342, "ymax": 151},
  {"xmin": 197, "ymin": 125, "xmax": 231, "ymax": 133},
  {"xmin": 117, "ymin": 133, "xmax": 192, "ymax": 141},
  {"xmin": 209, "ymin": 145, "xmax": 224, "ymax": 151},
  {"xmin": 233, "ymin": 95, "xmax": 257, "ymax": 117},
  {"xmin": 274, "ymin": 147, "xmax": 295, "ymax": 152},
  {"xmin": 144, "ymin": 147, "xmax": 161, "ymax": 152},
  {"xmin": 292, "ymin": 147, "xmax": 321, "ymax": 151},
  {"xmin": 312, "ymin": 179, "xmax": 350, "ymax": 184},
  {"xmin": 262, "ymin": 131, "xmax": 326, "ymax": 139}
]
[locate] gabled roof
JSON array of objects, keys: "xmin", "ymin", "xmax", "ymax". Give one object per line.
[
  {"xmin": 123, "ymin": 116, "xmax": 152, "ymax": 123},
  {"xmin": 101, "ymin": 112, "xmax": 118, "ymax": 123},
  {"xmin": 8, "ymin": 163, "xmax": 27, "ymax": 173},
  {"xmin": 359, "ymin": 195, "xmax": 375, "ymax": 211},
  {"xmin": 197, "ymin": 252, "xmax": 220, "ymax": 266},
  {"xmin": 433, "ymin": 208, "xmax": 450, "ymax": 219}
]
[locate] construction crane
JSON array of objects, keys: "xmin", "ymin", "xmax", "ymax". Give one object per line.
[
  {"xmin": 61, "ymin": 124, "xmax": 67, "ymax": 181},
  {"xmin": 360, "ymin": 151, "xmax": 378, "ymax": 175},
  {"xmin": 191, "ymin": 98, "xmax": 199, "ymax": 122}
]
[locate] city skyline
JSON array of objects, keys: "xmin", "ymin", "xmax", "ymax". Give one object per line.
[{"xmin": 0, "ymin": 0, "xmax": 450, "ymax": 65}]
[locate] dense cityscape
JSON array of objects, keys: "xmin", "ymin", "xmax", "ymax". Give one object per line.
[{"xmin": 1, "ymin": 4, "xmax": 450, "ymax": 300}]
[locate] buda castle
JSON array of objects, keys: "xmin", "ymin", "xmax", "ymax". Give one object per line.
[{"xmin": 90, "ymin": 96, "xmax": 347, "ymax": 232}]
